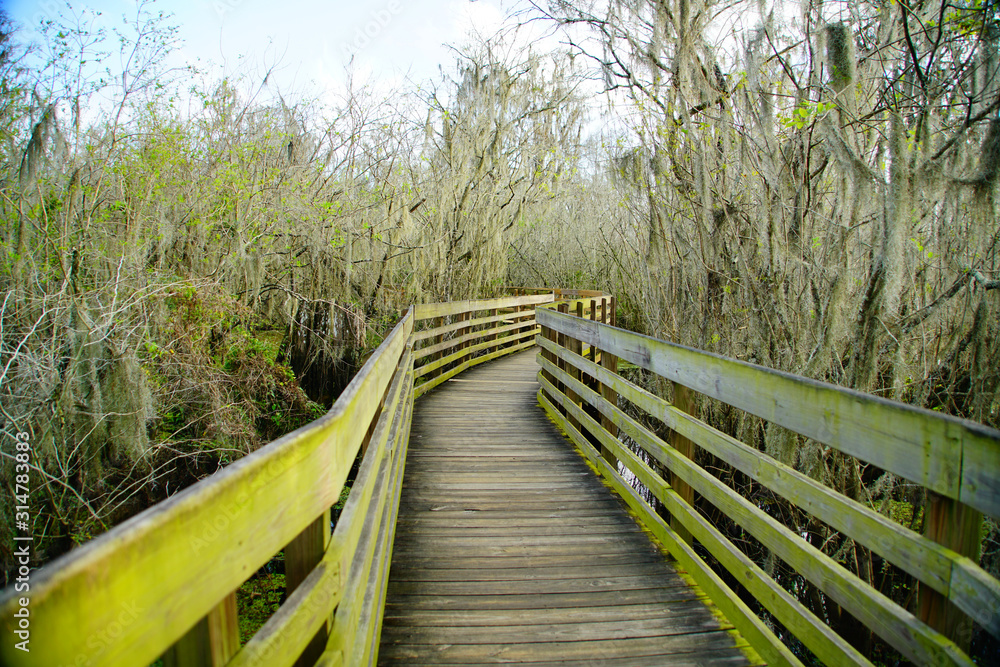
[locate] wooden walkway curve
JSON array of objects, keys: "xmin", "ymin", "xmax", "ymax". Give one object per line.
[{"xmin": 378, "ymin": 351, "xmax": 751, "ymax": 665}]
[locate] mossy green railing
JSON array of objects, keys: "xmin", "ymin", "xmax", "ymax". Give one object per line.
[
  {"xmin": 0, "ymin": 292, "xmax": 554, "ymax": 667},
  {"xmin": 536, "ymin": 300, "xmax": 1000, "ymax": 667}
]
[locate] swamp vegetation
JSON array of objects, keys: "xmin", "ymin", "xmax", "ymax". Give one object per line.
[{"xmin": 0, "ymin": 0, "xmax": 999, "ymax": 662}]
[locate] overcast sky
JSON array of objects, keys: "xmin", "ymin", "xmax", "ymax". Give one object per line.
[{"xmin": 1, "ymin": 0, "xmax": 529, "ymax": 101}]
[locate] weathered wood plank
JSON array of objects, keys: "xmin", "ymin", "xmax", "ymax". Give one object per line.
[
  {"xmin": 381, "ymin": 588, "xmax": 707, "ymax": 611},
  {"xmin": 669, "ymin": 381, "xmax": 695, "ymax": 545},
  {"xmin": 389, "ymin": 524, "xmax": 644, "ymax": 539},
  {"xmin": 413, "ymin": 294, "xmax": 553, "ymax": 320},
  {"xmin": 919, "ymin": 494, "xmax": 983, "ymax": 650},
  {"xmin": 380, "ymin": 632, "xmax": 748, "ymax": 664},
  {"xmin": 395, "ymin": 514, "xmax": 633, "ymax": 528},
  {"xmin": 384, "ymin": 553, "xmax": 666, "ymax": 571},
  {"xmin": 380, "ymin": 653, "xmax": 751, "ymax": 667},
  {"xmin": 597, "ymin": 307, "xmax": 620, "ymax": 468},
  {"xmin": 382, "ymin": 614, "xmax": 731, "ymax": 645},
  {"xmin": 384, "ymin": 575, "xmax": 696, "ymax": 597},
  {"xmin": 403, "ymin": 461, "xmax": 589, "ymax": 472},
  {"xmin": 162, "ymin": 593, "xmax": 240, "ymax": 667},
  {"xmin": 381, "ymin": 600, "xmax": 714, "ymax": 626},
  {"xmin": 283, "ymin": 509, "xmax": 332, "ymax": 666},
  {"xmin": 385, "ymin": 562, "xmax": 679, "ymax": 582}
]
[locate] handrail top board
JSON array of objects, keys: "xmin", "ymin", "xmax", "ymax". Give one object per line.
[{"xmin": 414, "ymin": 293, "xmax": 554, "ymax": 320}]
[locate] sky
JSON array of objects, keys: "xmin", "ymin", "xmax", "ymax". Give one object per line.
[{"xmin": 0, "ymin": 0, "xmax": 529, "ymax": 103}]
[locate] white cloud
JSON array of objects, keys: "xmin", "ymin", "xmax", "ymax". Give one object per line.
[{"xmin": 4, "ymin": 0, "xmax": 532, "ymax": 109}]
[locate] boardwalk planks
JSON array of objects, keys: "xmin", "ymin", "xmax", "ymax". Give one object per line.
[{"xmin": 379, "ymin": 351, "xmax": 755, "ymax": 665}]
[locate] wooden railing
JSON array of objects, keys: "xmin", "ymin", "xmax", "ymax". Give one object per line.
[
  {"xmin": 4, "ymin": 287, "xmax": 997, "ymax": 667},
  {"xmin": 411, "ymin": 292, "xmax": 555, "ymax": 397},
  {"xmin": 0, "ymin": 292, "xmax": 554, "ymax": 667},
  {"xmin": 536, "ymin": 302, "xmax": 1000, "ymax": 667}
]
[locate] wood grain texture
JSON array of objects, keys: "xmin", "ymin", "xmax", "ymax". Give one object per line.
[
  {"xmin": 379, "ymin": 351, "xmax": 754, "ymax": 666},
  {"xmin": 284, "ymin": 509, "xmax": 332, "ymax": 666},
  {"xmin": 414, "ymin": 294, "xmax": 553, "ymax": 320},
  {"xmin": 162, "ymin": 593, "xmax": 240, "ymax": 667}
]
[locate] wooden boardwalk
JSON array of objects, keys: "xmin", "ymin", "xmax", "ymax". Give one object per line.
[{"xmin": 378, "ymin": 351, "xmax": 751, "ymax": 665}]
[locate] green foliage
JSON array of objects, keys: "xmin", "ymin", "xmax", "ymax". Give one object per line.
[
  {"xmin": 148, "ymin": 284, "xmax": 322, "ymax": 450},
  {"xmin": 779, "ymin": 100, "xmax": 836, "ymax": 130},
  {"xmin": 237, "ymin": 567, "xmax": 286, "ymax": 644}
]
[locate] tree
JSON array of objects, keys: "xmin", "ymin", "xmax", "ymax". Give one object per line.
[{"xmin": 416, "ymin": 40, "xmax": 588, "ymax": 299}]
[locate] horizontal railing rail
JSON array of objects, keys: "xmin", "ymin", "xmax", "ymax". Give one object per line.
[
  {"xmin": 536, "ymin": 304, "xmax": 1000, "ymax": 667},
  {"xmin": 0, "ymin": 290, "xmax": 565, "ymax": 666}
]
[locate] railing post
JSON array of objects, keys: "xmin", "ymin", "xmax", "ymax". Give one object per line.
[
  {"xmin": 458, "ymin": 311, "xmax": 469, "ymax": 364},
  {"xmin": 589, "ymin": 299, "xmax": 598, "ymax": 364},
  {"xmin": 432, "ymin": 316, "xmax": 444, "ymax": 380},
  {"xmin": 512, "ymin": 304, "xmax": 521, "ymax": 350},
  {"xmin": 598, "ymin": 296, "xmax": 619, "ymax": 470},
  {"xmin": 565, "ymin": 302, "xmax": 584, "ymax": 431},
  {"xmin": 489, "ymin": 307, "xmax": 498, "ymax": 354},
  {"xmin": 556, "ymin": 303, "xmax": 569, "ymax": 415},
  {"xmin": 284, "ymin": 509, "xmax": 333, "ymax": 665},
  {"xmin": 520, "ymin": 303, "xmax": 530, "ymax": 347},
  {"xmin": 162, "ymin": 593, "xmax": 240, "ymax": 667},
  {"xmin": 918, "ymin": 495, "xmax": 981, "ymax": 650},
  {"xmin": 669, "ymin": 383, "xmax": 696, "ymax": 545},
  {"xmin": 540, "ymin": 312, "xmax": 556, "ymax": 391}
]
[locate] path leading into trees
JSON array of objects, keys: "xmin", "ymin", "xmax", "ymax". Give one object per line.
[{"xmin": 378, "ymin": 351, "xmax": 750, "ymax": 665}]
